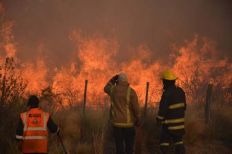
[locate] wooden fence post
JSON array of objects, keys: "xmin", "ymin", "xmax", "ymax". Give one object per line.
[
  {"xmin": 81, "ymin": 80, "xmax": 88, "ymax": 141},
  {"xmin": 143, "ymin": 82, "xmax": 150, "ymax": 118},
  {"xmin": 205, "ymin": 83, "xmax": 213, "ymax": 124},
  {"xmin": 135, "ymin": 82, "xmax": 149, "ymax": 154},
  {"xmin": 83, "ymin": 80, "xmax": 88, "ymax": 116}
]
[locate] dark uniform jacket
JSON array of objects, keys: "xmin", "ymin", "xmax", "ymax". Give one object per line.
[{"xmin": 157, "ymin": 85, "xmax": 186, "ymax": 134}]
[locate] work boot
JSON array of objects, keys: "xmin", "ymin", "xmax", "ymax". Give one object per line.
[
  {"xmin": 174, "ymin": 145, "xmax": 185, "ymax": 154},
  {"xmin": 160, "ymin": 147, "xmax": 170, "ymax": 154}
]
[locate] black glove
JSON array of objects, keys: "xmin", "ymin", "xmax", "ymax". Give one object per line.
[
  {"xmin": 110, "ymin": 74, "xmax": 119, "ymax": 85},
  {"xmin": 57, "ymin": 127, "xmax": 61, "ymax": 136}
]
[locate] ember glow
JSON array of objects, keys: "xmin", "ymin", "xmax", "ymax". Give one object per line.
[{"xmin": 0, "ymin": 1, "xmax": 231, "ymax": 107}]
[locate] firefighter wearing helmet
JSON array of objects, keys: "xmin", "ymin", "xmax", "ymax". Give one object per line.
[
  {"xmin": 16, "ymin": 95, "xmax": 60, "ymax": 154},
  {"xmin": 157, "ymin": 70, "xmax": 186, "ymax": 154},
  {"xmin": 104, "ymin": 73, "xmax": 140, "ymax": 154}
]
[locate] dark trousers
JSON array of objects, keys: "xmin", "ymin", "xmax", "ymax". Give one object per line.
[
  {"xmin": 113, "ymin": 126, "xmax": 135, "ymax": 154},
  {"xmin": 160, "ymin": 126, "xmax": 185, "ymax": 154}
]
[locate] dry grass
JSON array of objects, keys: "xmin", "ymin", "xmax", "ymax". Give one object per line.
[
  {"xmin": 184, "ymin": 103, "xmax": 232, "ymax": 154},
  {"xmin": 0, "ymin": 101, "xmax": 231, "ymax": 154}
]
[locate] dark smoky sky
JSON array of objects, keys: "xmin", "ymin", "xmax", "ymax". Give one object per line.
[{"xmin": 2, "ymin": 0, "xmax": 232, "ymax": 67}]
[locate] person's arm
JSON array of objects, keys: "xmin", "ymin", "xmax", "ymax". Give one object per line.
[
  {"xmin": 104, "ymin": 75, "xmax": 118, "ymax": 95},
  {"xmin": 156, "ymin": 91, "xmax": 169, "ymax": 123},
  {"xmin": 130, "ymin": 89, "xmax": 140, "ymax": 126},
  {"xmin": 47, "ymin": 117, "xmax": 59, "ymax": 133},
  {"xmin": 16, "ymin": 118, "xmax": 24, "ymax": 140},
  {"xmin": 16, "ymin": 118, "xmax": 24, "ymax": 151}
]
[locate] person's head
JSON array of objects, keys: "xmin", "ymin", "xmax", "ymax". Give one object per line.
[
  {"xmin": 118, "ymin": 72, "xmax": 128, "ymax": 83},
  {"xmin": 161, "ymin": 70, "xmax": 177, "ymax": 90},
  {"xmin": 27, "ymin": 95, "xmax": 39, "ymax": 108}
]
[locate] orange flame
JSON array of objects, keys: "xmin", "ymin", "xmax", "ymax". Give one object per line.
[
  {"xmin": 21, "ymin": 59, "xmax": 48, "ymax": 95},
  {"xmin": 0, "ymin": 5, "xmax": 231, "ymax": 106}
]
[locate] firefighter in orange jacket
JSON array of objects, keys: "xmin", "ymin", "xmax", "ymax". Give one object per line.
[
  {"xmin": 16, "ymin": 95, "xmax": 59, "ymax": 154},
  {"xmin": 156, "ymin": 70, "xmax": 186, "ymax": 154},
  {"xmin": 104, "ymin": 73, "xmax": 140, "ymax": 154}
]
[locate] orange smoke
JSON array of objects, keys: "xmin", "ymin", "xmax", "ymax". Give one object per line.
[
  {"xmin": 1, "ymin": 21, "xmax": 16, "ymax": 57},
  {"xmin": 0, "ymin": 3, "xmax": 4, "ymax": 14},
  {"xmin": 0, "ymin": 3, "xmax": 16, "ymax": 60}
]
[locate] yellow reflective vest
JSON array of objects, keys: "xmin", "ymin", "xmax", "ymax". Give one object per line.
[{"xmin": 104, "ymin": 81, "xmax": 140, "ymax": 128}]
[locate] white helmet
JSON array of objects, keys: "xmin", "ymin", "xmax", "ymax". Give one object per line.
[{"xmin": 118, "ymin": 72, "xmax": 128, "ymax": 82}]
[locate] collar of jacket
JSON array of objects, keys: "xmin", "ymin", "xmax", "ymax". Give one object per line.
[
  {"xmin": 29, "ymin": 107, "xmax": 40, "ymax": 110},
  {"xmin": 117, "ymin": 81, "xmax": 129, "ymax": 86},
  {"xmin": 164, "ymin": 84, "xmax": 176, "ymax": 91}
]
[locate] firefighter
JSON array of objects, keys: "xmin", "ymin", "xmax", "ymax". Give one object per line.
[
  {"xmin": 156, "ymin": 70, "xmax": 186, "ymax": 154},
  {"xmin": 16, "ymin": 95, "xmax": 59, "ymax": 154},
  {"xmin": 104, "ymin": 73, "xmax": 140, "ymax": 154}
]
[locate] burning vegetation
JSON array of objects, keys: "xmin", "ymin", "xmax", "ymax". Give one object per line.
[
  {"xmin": 0, "ymin": 1, "xmax": 232, "ymax": 153},
  {"xmin": 0, "ymin": 19, "xmax": 231, "ymax": 107}
]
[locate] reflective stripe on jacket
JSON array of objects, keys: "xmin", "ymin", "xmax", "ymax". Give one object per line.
[
  {"xmin": 20, "ymin": 108, "xmax": 49, "ymax": 153},
  {"xmin": 111, "ymin": 86, "xmax": 133, "ymax": 127}
]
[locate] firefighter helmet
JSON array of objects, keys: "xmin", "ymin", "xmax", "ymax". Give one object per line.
[
  {"xmin": 27, "ymin": 95, "xmax": 39, "ymax": 107},
  {"xmin": 118, "ymin": 73, "xmax": 128, "ymax": 82},
  {"xmin": 161, "ymin": 70, "xmax": 177, "ymax": 80}
]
